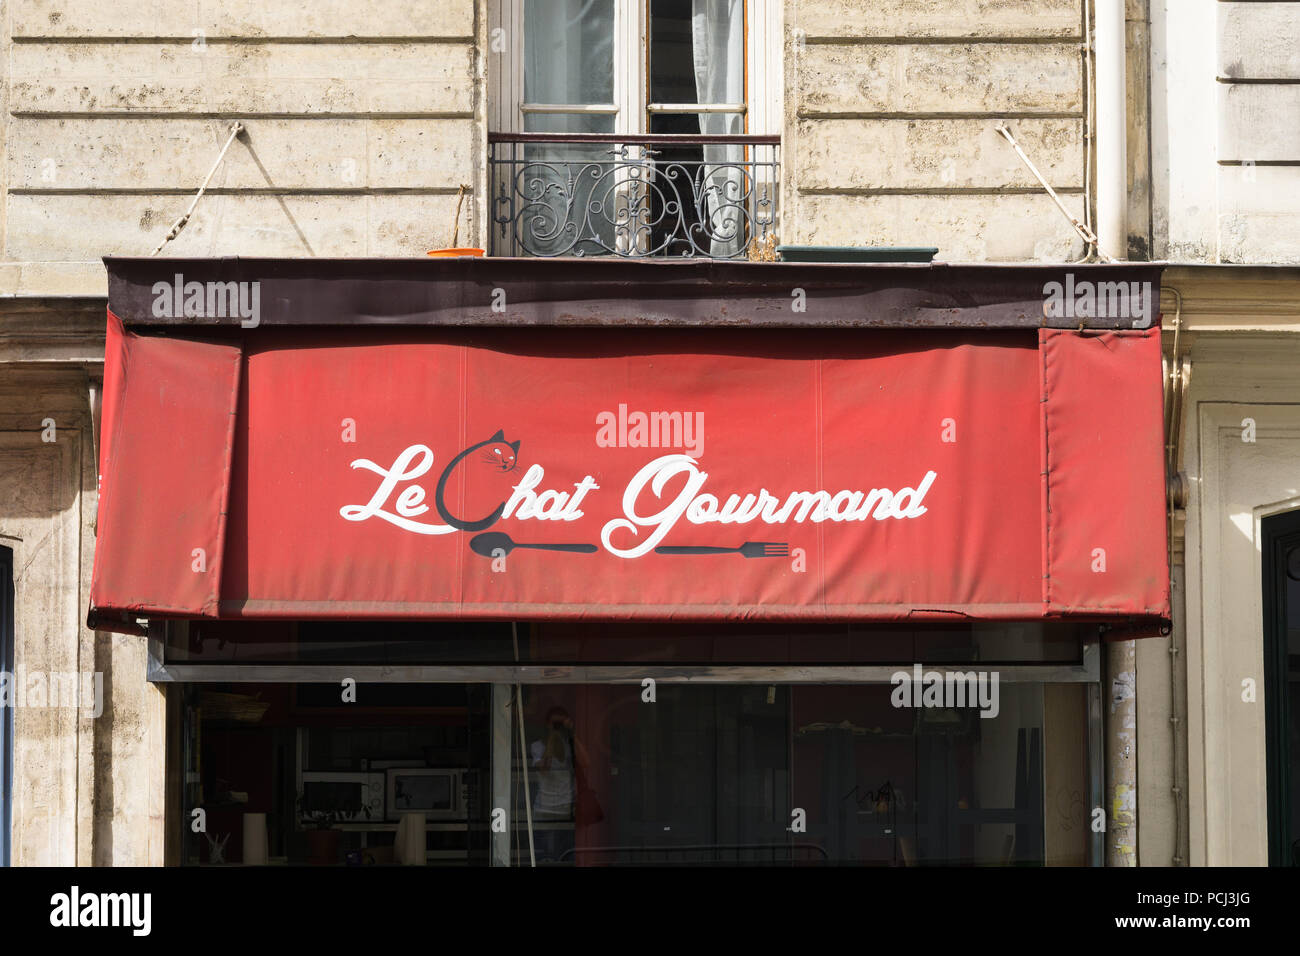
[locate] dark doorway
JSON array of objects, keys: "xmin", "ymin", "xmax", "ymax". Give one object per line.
[
  {"xmin": 1, "ymin": 545, "xmax": 13, "ymax": 866},
  {"xmin": 1263, "ymin": 509, "xmax": 1300, "ymax": 865}
]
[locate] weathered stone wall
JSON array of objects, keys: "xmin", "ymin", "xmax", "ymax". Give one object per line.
[
  {"xmin": 0, "ymin": 371, "xmax": 87, "ymax": 866},
  {"xmin": 1214, "ymin": 2, "xmax": 1300, "ymax": 262},
  {"xmin": 0, "ymin": 309, "xmax": 142, "ymax": 865},
  {"xmin": 2, "ymin": 0, "xmax": 486, "ymax": 296},
  {"xmin": 1152, "ymin": 0, "xmax": 1300, "ymax": 263},
  {"xmin": 783, "ymin": 0, "xmax": 1088, "ymax": 261}
]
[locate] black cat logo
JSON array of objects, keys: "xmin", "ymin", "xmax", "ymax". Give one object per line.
[{"xmin": 434, "ymin": 429, "xmax": 520, "ymax": 532}]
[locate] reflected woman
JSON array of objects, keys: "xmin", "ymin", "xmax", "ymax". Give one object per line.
[{"xmin": 530, "ymin": 706, "xmax": 576, "ymax": 862}]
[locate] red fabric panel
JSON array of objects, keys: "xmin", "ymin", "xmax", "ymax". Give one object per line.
[
  {"xmin": 96, "ymin": 310, "xmax": 128, "ymax": 499},
  {"xmin": 1040, "ymin": 328, "xmax": 1169, "ymax": 618},
  {"xmin": 89, "ymin": 312, "xmax": 242, "ymax": 618},
  {"xmin": 220, "ymin": 329, "xmax": 1042, "ymax": 620}
]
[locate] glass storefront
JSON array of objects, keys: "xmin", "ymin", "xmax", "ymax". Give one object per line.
[
  {"xmin": 164, "ymin": 621, "xmax": 1101, "ymax": 867},
  {"xmin": 506, "ymin": 681, "xmax": 1087, "ymax": 866}
]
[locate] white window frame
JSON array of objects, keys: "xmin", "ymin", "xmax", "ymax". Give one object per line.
[{"xmin": 488, "ymin": 0, "xmax": 782, "ymax": 137}]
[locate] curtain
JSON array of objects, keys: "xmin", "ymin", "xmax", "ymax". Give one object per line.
[{"xmin": 691, "ymin": 0, "xmax": 746, "ymax": 257}]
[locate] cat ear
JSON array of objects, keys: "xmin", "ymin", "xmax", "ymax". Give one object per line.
[
  {"xmin": 509, "ymin": 440, "xmax": 521, "ymax": 454},
  {"xmin": 489, "ymin": 429, "xmax": 505, "ymax": 442}
]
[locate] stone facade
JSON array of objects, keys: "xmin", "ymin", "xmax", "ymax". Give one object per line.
[
  {"xmin": 2, "ymin": 0, "xmax": 485, "ymax": 296},
  {"xmin": 1152, "ymin": 0, "xmax": 1300, "ymax": 264},
  {"xmin": 783, "ymin": 0, "xmax": 1088, "ymax": 261}
]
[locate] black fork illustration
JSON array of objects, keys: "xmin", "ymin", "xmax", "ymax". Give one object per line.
[{"xmin": 653, "ymin": 542, "xmax": 789, "ymax": 558}]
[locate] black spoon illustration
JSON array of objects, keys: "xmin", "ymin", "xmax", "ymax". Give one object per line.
[{"xmin": 469, "ymin": 531, "xmax": 598, "ymax": 557}]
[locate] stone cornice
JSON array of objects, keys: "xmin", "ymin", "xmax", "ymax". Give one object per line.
[
  {"xmin": 1161, "ymin": 265, "xmax": 1300, "ymax": 332},
  {"xmin": 0, "ymin": 297, "xmax": 107, "ymax": 364}
]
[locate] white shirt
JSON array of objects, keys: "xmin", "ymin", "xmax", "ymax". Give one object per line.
[{"xmin": 530, "ymin": 737, "xmax": 575, "ymax": 817}]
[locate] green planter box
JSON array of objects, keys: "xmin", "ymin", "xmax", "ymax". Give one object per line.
[{"xmin": 776, "ymin": 246, "xmax": 939, "ymax": 263}]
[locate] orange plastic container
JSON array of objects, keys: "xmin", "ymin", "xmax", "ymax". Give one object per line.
[{"xmin": 426, "ymin": 248, "xmax": 485, "ymax": 257}]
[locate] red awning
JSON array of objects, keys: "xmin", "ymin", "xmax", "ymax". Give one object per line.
[{"xmin": 88, "ymin": 274, "xmax": 1170, "ymax": 633}]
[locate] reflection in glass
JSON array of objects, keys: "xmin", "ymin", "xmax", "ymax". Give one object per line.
[
  {"xmin": 508, "ymin": 682, "xmax": 1086, "ymax": 866},
  {"xmin": 524, "ymin": 0, "xmax": 615, "ymax": 106}
]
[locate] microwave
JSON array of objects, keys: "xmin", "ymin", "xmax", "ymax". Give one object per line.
[
  {"xmin": 386, "ymin": 768, "xmax": 464, "ymax": 821},
  {"xmin": 299, "ymin": 771, "xmax": 385, "ymax": 825}
]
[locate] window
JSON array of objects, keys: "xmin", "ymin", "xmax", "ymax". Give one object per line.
[
  {"xmin": 508, "ymin": 682, "xmax": 1088, "ymax": 866},
  {"xmin": 488, "ymin": 0, "xmax": 781, "ymax": 258},
  {"xmin": 157, "ymin": 619, "xmax": 1101, "ymax": 866}
]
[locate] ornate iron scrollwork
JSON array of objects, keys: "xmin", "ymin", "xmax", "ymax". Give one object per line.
[{"xmin": 491, "ymin": 139, "xmax": 778, "ymax": 259}]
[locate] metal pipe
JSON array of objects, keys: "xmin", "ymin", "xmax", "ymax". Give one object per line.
[
  {"xmin": 145, "ymin": 660, "xmax": 1102, "ymax": 685},
  {"xmin": 1082, "ymin": 0, "xmax": 1096, "ymax": 253},
  {"xmin": 1100, "ymin": 0, "xmax": 1136, "ymax": 864},
  {"xmin": 1162, "ymin": 286, "xmax": 1189, "ymax": 865},
  {"xmin": 1106, "ymin": 638, "xmax": 1138, "ymax": 865},
  {"xmin": 1095, "ymin": 0, "xmax": 1128, "ymax": 260}
]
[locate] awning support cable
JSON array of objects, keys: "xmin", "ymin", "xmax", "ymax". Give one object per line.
[
  {"xmin": 149, "ymin": 123, "xmax": 244, "ymax": 256},
  {"xmin": 994, "ymin": 123, "xmax": 1115, "ymax": 263}
]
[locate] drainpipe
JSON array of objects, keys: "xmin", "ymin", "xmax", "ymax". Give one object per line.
[
  {"xmin": 1094, "ymin": 0, "xmax": 1128, "ymax": 260},
  {"xmin": 1095, "ymin": 0, "xmax": 1137, "ymax": 865},
  {"xmin": 1106, "ymin": 638, "xmax": 1138, "ymax": 865}
]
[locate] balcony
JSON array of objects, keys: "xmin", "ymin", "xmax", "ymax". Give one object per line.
[{"xmin": 488, "ymin": 133, "xmax": 780, "ymax": 260}]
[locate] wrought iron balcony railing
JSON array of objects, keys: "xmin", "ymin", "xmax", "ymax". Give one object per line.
[{"xmin": 488, "ymin": 132, "xmax": 780, "ymax": 259}]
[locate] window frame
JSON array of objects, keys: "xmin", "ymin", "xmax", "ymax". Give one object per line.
[{"xmin": 489, "ymin": 0, "xmax": 782, "ymax": 137}]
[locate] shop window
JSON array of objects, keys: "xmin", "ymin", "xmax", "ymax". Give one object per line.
[
  {"xmin": 178, "ymin": 683, "xmax": 493, "ymax": 866},
  {"xmin": 171, "ymin": 675, "xmax": 1093, "ymax": 866},
  {"xmin": 0, "ymin": 545, "xmax": 12, "ymax": 867},
  {"xmin": 505, "ymin": 682, "xmax": 1088, "ymax": 866},
  {"xmin": 161, "ymin": 616, "xmax": 1101, "ymax": 867},
  {"xmin": 1263, "ymin": 508, "xmax": 1300, "ymax": 866}
]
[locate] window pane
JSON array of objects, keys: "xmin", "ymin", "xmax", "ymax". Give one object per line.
[
  {"xmin": 525, "ymin": 0, "xmax": 615, "ymax": 105},
  {"xmin": 650, "ymin": 0, "xmax": 744, "ymax": 111},
  {"xmin": 509, "ymin": 682, "xmax": 1077, "ymax": 866},
  {"xmin": 523, "ymin": 112, "xmax": 615, "ymax": 135}
]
